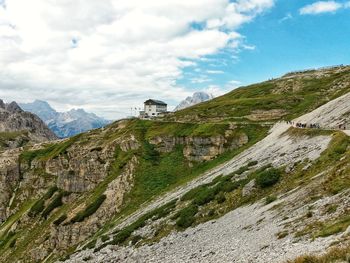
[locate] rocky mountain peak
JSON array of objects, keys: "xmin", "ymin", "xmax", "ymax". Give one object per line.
[
  {"xmin": 20, "ymin": 100, "xmax": 110, "ymax": 138},
  {"xmin": 0, "ymin": 99, "xmax": 5, "ymax": 109},
  {"xmin": 0, "ymin": 98, "xmax": 57, "ymax": 144},
  {"xmin": 174, "ymin": 91, "xmax": 214, "ymax": 111},
  {"xmin": 6, "ymin": 101, "xmax": 23, "ymax": 113}
]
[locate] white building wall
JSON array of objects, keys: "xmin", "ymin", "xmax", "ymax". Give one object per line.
[
  {"xmin": 145, "ymin": 104, "xmax": 158, "ymax": 116},
  {"xmin": 144, "ymin": 102, "xmax": 167, "ymax": 117}
]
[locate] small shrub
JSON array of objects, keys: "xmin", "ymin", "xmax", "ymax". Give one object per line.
[
  {"xmin": 218, "ymin": 180, "xmax": 241, "ymax": 193},
  {"xmin": 43, "ymin": 186, "xmax": 58, "ymax": 199},
  {"xmin": 71, "ymin": 195, "xmax": 106, "ymax": 223},
  {"xmin": 216, "ymin": 192, "xmax": 226, "ymax": 204},
  {"xmin": 236, "ymin": 165, "xmax": 249, "ymax": 175},
  {"xmin": 9, "ymin": 238, "xmax": 16, "ymax": 248},
  {"xmin": 83, "ymin": 256, "xmax": 92, "ymax": 261},
  {"xmin": 112, "ymin": 228, "xmax": 133, "ymax": 245},
  {"xmin": 42, "ymin": 192, "xmax": 65, "ymax": 218},
  {"xmin": 306, "ymin": 211, "xmax": 313, "ymax": 218},
  {"xmin": 181, "ymin": 185, "xmax": 209, "ymax": 201},
  {"xmin": 176, "ymin": 204, "xmax": 198, "ymax": 228},
  {"xmin": 83, "ymin": 239, "xmax": 97, "ymax": 250},
  {"xmin": 131, "ymin": 235, "xmax": 142, "ymax": 245},
  {"xmin": 53, "ymin": 214, "xmax": 67, "ymax": 226},
  {"xmin": 256, "ymin": 168, "xmax": 281, "ymax": 188},
  {"xmin": 207, "ymin": 209, "xmax": 216, "ymax": 217},
  {"xmin": 248, "ymin": 160, "xmax": 258, "ymax": 167},
  {"xmin": 101, "ymin": 235, "xmax": 110, "ymax": 242},
  {"xmin": 28, "ymin": 199, "xmax": 45, "ymax": 217},
  {"xmin": 276, "ymin": 231, "xmax": 288, "ymax": 239},
  {"xmin": 192, "ymin": 187, "xmax": 217, "ymax": 206},
  {"xmin": 265, "ymin": 195, "xmax": 277, "ymax": 205}
]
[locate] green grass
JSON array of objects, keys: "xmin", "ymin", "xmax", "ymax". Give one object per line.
[
  {"xmin": 166, "ymin": 67, "xmax": 350, "ymax": 123},
  {"xmin": 28, "ymin": 186, "xmax": 59, "ymax": 218},
  {"xmin": 42, "ymin": 191, "xmax": 68, "ymax": 219},
  {"xmin": 175, "ymin": 204, "xmax": 198, "ymax": 228},
  {"xmin": 70, "ymin": 195, "xmax": 107, "ymax": 223},
  {"xmin": 317, "ymin": 215, "xmax": 350, "ymax": 237},
  {"xmin": 288, "ymin": 243, "xmax": 350, "ymax": 263},
  {"xmin": 20, "ymin": 134, "xmax": 82, "ymax": 164},
  {"xmin": 255, "ymin": 168, "xmax": 281, "ymax": 188},
  {"xmin": 100, "ymin": 200, "xmax": 177, "ymax": 248}
]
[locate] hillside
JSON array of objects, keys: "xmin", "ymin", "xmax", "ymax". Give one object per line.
[
  {"xmin": 0, "ymin": 100, "xmax": 57, "ymax": 151},
  {"xmin": 166, "ymin": 65, "xmax": 350, "ymax": 123},
  {"xmin": 0, "ymin": 66, "xmax": 349, "ymax": 263},
  {"xmin": 20, "ymin": 100, "xmax": 110, "ymax": 138}
]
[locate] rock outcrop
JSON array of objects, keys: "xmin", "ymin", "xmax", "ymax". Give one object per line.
[
  {"xmin": 149, "ymin": 132, "xmax": 248, "ymax": 162},
  {"xmin": 0, "ymin": 99, "xmax": 57, "ymax": 145}
]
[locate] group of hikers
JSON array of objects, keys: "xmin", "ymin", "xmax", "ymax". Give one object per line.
[
  {"xmin": 338, "ymin": 124, "xmax": 347, "ymax": 130},
  {"xmin": 285, "ymin": 120, "xmax": 347, "ymax": 130},
  {"xmin": 294, "ymin": 122, "xmax": 320, "ymax": 129}
]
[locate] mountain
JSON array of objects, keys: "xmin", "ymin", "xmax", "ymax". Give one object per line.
[
  {"xmin": 20, "ymin": 100, "xmax": 110, "ymax": 138},
  {"xmin": 0, "ymin": 99, "xmax": 57, "ymax": 150},
  {"xmin": 0, "ymin": 65, "xmax": 350, "ymax": 263},
  {"xmin": 174, "ymin": 91, "xmax": 214, "ymax": 111}
]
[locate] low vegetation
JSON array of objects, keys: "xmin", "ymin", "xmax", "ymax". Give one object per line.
[
  {"xmin": 255, "ymin": 168, "xmax": 281, "ymax": 188},
  {"xmin": 71, "ymin": 195, "xmax": 107, "ymax": 223},
  {"xmin": 289, "ymin": 244, "xmax": 350, "ymax": 263}
]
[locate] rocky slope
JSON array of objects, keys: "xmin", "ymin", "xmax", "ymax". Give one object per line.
[
  {"xmin": 0, "ymin": 99, "xmax": 57, "ymax": 149},
  {"xmin": 20, "ymin": 100, "xmax": 110, "ymax": 138},
  {"xmin": 66, "ymin": 90, "xmax": 350, "ymax": 263},
  {"xmin": 0, "ymin": 66, "xmax": 350, "ymax": 263},
  {"xmin": 174, "ymin": 92, "xmax": 214, "ymax": 111}
]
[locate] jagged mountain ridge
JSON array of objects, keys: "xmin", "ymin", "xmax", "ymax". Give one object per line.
[
  {"xmin": 174, "ymin": 91, "xmax": 214, "ymax": 111},
  {"xmin": 0, "ymin": 99, "xmax": 57, "ymax": 149},
  {"xmin": 0, "ymin": 66, "xmax": 350, "ymax": 263},
  {"xmin": 20, "ymin": 100, "xmax": 110, "ymax": 138}
]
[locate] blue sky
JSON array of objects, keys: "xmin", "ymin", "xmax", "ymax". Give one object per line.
[
  {"xmin": 181, "ymin": 0, "xmax": 350, "ymax": 93},
  {"xmin": 0, "ymin": 0, "xmax": 349, "ymax": 119}
]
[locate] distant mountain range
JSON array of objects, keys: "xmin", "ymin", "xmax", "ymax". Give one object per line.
[
  {"xmin": 20, "ymin": 100, "xmax": 110, "ymax": 138},
  {"xmin": 174, "ymin": 91, "xmax": 214, "ymax": 111}
]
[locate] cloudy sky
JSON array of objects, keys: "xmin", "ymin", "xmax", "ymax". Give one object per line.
[{"xmin": 0, "ymin": 0, "xmax": 349, "ymax": 119}]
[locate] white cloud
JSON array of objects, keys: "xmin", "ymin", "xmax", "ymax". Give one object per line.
[
  {"xmin": 279, "ymin": 13, "xmax": 293, "ymax": 23},
  {"xmin": 0, "ymin": 0, "xmax": 274, "ymax": 119},
  {"xmin": 207, "ymin": 70, "xmax": 224, "ymax": 74},
  {"xmin": 300, "ymin": 1, "xmax": 342, "ymax": 15}
]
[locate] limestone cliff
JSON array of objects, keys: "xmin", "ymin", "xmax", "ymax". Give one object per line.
[{"xmin": 0, "ymin": 99, "xmax": 57, "ymax": 149}]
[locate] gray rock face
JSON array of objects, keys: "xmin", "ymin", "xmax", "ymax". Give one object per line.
[
  {"xmin": 0, "ymin": 99, "xmax": 57, "ymax": 144},
  {"xmin": 174, "ymin": 92, "xmax": 214, "ymax": 111},
  {"xmin": 0, "ymin": 99, "xmax": 5, "ymax": 109},
  {"xmin": 149, "ymin": 132, "xmax": 248, "ymax": 162},
  {"xmin": 6, "ymin": 101, "xmax": 23, "ymax": 114}
]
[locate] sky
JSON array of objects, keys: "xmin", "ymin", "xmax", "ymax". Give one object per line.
[{"xmin": 0, "ymin": 0, "xmax": 349, "ymax": 119}]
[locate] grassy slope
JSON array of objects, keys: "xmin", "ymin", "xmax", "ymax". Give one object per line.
[
  {"xmin": 0, "ymin": 119, "xmax": 268, "ymax": 262},
  {"xmin": 167, "ymin": 67, "xmax": 350, "ymax": 122},
  {"xmin": 1, "ymin": 66, "xmax": 350, "ymax": 262}
]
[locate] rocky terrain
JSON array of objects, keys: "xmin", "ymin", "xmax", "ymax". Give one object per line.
[
  {"xmin": 0, "ymin": 66, "xmax": 350, "ymax": 263},
  {"xmin": 174, "ymin": 92, "xmax": 214, "ymax": 111},
  {"xmin": 0, "ymin": 99, "xmax": 57, "ymax": 149},
  {"xmin": 20, "ymin": 100, "xmax": 110, "ymax": 138},
  {"xmin": 67, "ymin": 92, "xmax": 350, "ymax": 262}
]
